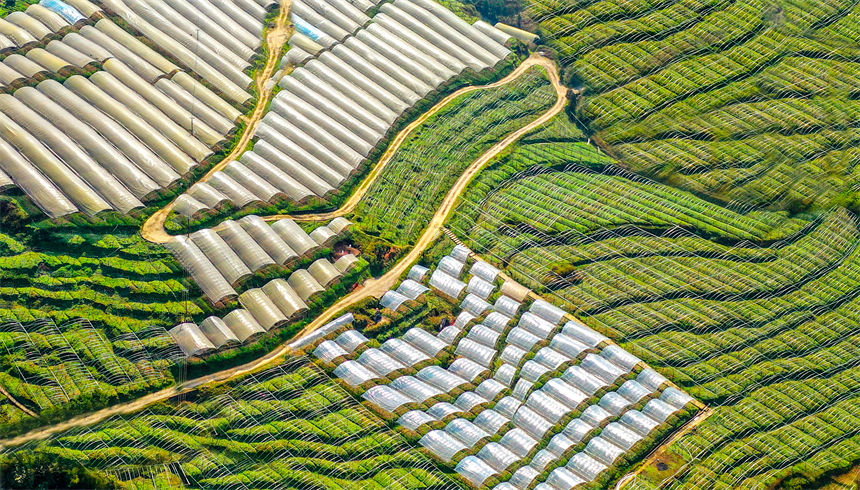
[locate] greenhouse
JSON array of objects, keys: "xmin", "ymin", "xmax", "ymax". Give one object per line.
[
  {"xmin": 166, "ymin": 216, "xmax": 352, "ymax": 303},
  {"xmin": 165, "ymin": 0, "xmax": 516, "ymax": 212},
  {"xmin": 313, "ymin": 246, "xmax": 697, "ymax": 486},
  {"xmin": 0, "ymin": 0, "xmax": 259, "ymax": 216}
]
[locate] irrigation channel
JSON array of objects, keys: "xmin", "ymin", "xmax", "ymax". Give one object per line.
[{"xmin": 0, "ymin": 50, "xmax": 566, "ymax": 449}]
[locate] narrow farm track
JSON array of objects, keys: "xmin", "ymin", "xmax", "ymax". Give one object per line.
[
  {"xmin": 266, "ymin": 54, "xmax": 560, "ymax": 223},
  {"xmin": 0, "ymin": 54, "xmax": 565, "ymax": 451},
  {"xmin": 141, "ymin": 0, "xmax": 293, "ymax": 244},
  {"xmin": 615, "ymin": 407, "xmax": 714, "ymax": 490}
]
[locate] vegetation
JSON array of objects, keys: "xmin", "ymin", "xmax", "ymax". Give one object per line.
[
  {"xmin": 448, "ymin": 120, "xmax": 859, "ymax": 487},
  {"xmin": 354, "ymin": 65, "xmax": 557, "ymax": 246},
  {"xmin": 0, "ymin": 228, "xmax": 200, "ymax": 333},
  {"xmin": 0, "ymin": 318, "xmax": 178, "ymax": 436},
  {"xmin": 530, "ymin": 0, "xmax": 860, "ymax": 215},
  {"xmin": 1, "ymin": 359, "xmax": 457, "ymax": 489}
]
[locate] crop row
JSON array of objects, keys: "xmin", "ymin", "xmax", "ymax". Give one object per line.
[
  {"xmin": 0, "ymin": 319, "xmax": 176, "ymax": 435},
  {"xmin": 553, "ymin": 0, "xmax": 735, "ymax": 64},
  {"xmin": 447, "ymin": 133, "xmax": 859, "ymax": 486},
  {"xmin": 0, "ymin": 230, "xmax": 202, "ymax": 333},
  {"xmin": 355, "ymin": 65, "xmax": 557, "ymax": 245},
  {"xmin": 547, "ymin": 209, "xmax": 856, "ymax": 313},
  {"xmin": 2, "ymin": 359, "xmax": 454, "ymax": 489}
]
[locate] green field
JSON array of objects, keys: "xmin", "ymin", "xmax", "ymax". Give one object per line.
[
  {"xmin": 531, "ymin": 0, "xmax": 860, "ymax": 214},
  {"xmin": 448, "ymin": 110, "xmax": 859, "ymax": 487},
  {"xmin": 1, "ymin": 358, "xmax": 456, "ymax": 489},
  {"xmin": 0, "ymin": 229, "xmax": 199, "ymax": 333},
  {"xmin": 354, "ymin": 65, "xmax": 558, "ymax": 245},
  {"xmin": 0, "ymin": 319, "xmax": 178, "ymax": 435}
]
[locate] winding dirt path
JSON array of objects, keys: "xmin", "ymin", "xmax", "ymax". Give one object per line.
[
  {"xmin": 141, "ymin": 0, "xmax": 293, "ymax": 244},
  {"xmin": 0, "ymin": 54, "xmax": 566, "ymax": 451}
]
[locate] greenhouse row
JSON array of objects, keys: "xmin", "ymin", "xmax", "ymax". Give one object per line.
[
  {"xmin": 0, "ymin": 0, "xmax": 265, "ymax": 217},
  {"xmin": 169, "ymin": 255, "xmax": 359, "ymax": 356},
  {"xmin": 0, "ymin": 0, "xmax": 90, "ymax": 54},
  {"xmin": 97, "ymin": 0, "xmax": 271, "ymax": 104},
  {"xmin": 165, "ymin": 215, "xmax": 352, "ymax": 303},
  {"xmin": 174, "ymin": 0, "xmax": 515, "ymax": 214},
  {"xmin": 312, "ymin": 245, "xmax": 696, "ymax": 488}
]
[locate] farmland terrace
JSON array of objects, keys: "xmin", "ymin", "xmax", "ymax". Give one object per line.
[{"xmin": 0, "ymin": 0, "xmax": 858, "ymax": 489}]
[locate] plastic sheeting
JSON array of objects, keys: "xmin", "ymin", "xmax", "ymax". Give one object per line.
[
  {"xmin": 493, "ymin": 295, "xmax": 520, "ymax": 317},
  {"xmin": 429, "ymin": 269, "xmax": 466, "ymax": 299},
  {"xmin": 223, "ymin": 308, "xmax": 266, "ymax": 342},
  {"xmin": 239, "ymin": 288, "xmax": 288, "ymax": 330},
  {"xmin": 363, "ymin": 385, "xmax": 413, "ymax": 412},
  {"xmin": 454, "ymin": 391, "xmax": 488, "ymax": 411},
  {"xmin": 506, "ymin": 328, "xmax": 539, "ymax": 350},
  {"xmin": 546, "ymin": 467, "xmax": 586, "ymax": 489},
  {"xmin": 660, "ymin": 387, "xmax": 694, "ymax": 409},
  {"xmin": 562, "ymin": 365, "xmax": 609, "ymax": 396},
  {"xmin": 199, "ymin": 316, "xmax": 240, "ymax": 348},
  {"xmin": 217, "ymin": 220, "xmax": 276, "ymax": 273},
  {"xmin": 509, "ymin": 465, "xmax": 540, "ymax": 489},
  {"xmin": 563, "ymin": 418, "xmax": 595, "ymax": 443},
  {"xmin": 467, "ymin": 325, "xmax": 500, "ymax": 348},
  {"xmin": 562, "ymin": 320, "xmax": 608, "ymax": 348},
  {"xmin": 380, "ymin": 290, "xmax": 410, "ymax": 311},
  {"xmin": 455, "ymin": 338, "xmax": 495, "ymax": 367},
  {"xmin": 483, "ymin": 311, "xmax": 512, "ymax": 332},
  {"xmin": 567, "ymin": 452, "xmax": 607, "ymax": 481},
  {"xmin": 598, "ymin": 392, "xmax": 632, "ymax": 417},
  {"xmin": 456, "ymin": 456, "xmax": 496, "ymax": 486},
  {"xmin": 357, "ymin": 348, "xmax": 406, "ymax": 376},
  {"xmin": 620, "ymin": 410, "xmax": 660, "ymax": 436},
  {"xmin": 550, "ymin": 334, "xmax": 589, "ymax": 359},
  {"xmin": 314, "ymin": 340, "xmax": 349, "ymax": 363},
  {"xmin": 40, "ymin": 0, "xmax": 86, "ymax": 24},
  {"xmin": 271, "ymin": 218, "xmax": 318, "ymax": 256},
  {"xmin": 499, "ymin": 427, "xmax": 538, "ymax": 458},
  {"xmin": 165, "ymin": 235, "xmax": 236, "ymax": 302},
  {"xmin": 579, "ymin": 405, "xmax": 612, "ymax": 427},
  {"xmin": 514, "ymin": 405, "xmax": 554, "ymax": 439},
  {"xmin": 618, "ymin": 380, "xmax": 653, "ymax": 404},
  {"xmin": 334, "ymin": 360, "xmax": 378, "ymax": 386},
  {"xmin": 437, "ymin": 256, "xmax": 465, "ymax": 277},
  {"xmin": 494, "ymin": 363, "xmax": 516, "ymax": 387},
  {"xmin": 380, "ymin": 338, "xmax": 430, "ymax": 366},
  {"xmin": 448, "ymin": 358, "xmax": 487, "ymax": 382},
  {"xmin": 581, "ymin": 353, "xmax": 627, "ymax": 384},
  {"xmin": 475, "ymin": 378, "xmax": 506, "ymax": 400},
  {"xmin": 287, "ymin": 269, "xmax": 325, "ymax": 302},
  {"xmin": 398, "ymin": 410, "xmax": 436, "ymax": 431},
  {"xmin": 518, "ymin": 312, "xmax": 556, "ymax": 339},
  {"xmin": 584, "ymin": 437, "xmax": 625, "ymax": 465},
  {"xmin": 261, "ymin": 278, "xmax": 308, "ymax": 319},
  {"xmin": 169, "ymin": 322, "xmax": 215, "ymax": 356},
  {"xmin": 642, "ymin": 398, "xmax": 677, "ymax": 423},
  {"xmin": 390, "ymin": 376, "xmax": 443, "ymax": 402},
  {"xmin": 402, "ymin": 327, "xmax": 447, "ymax": 357},
  {"xmin": 397, "ymin": 279, "xmax": 429, "ymax": 300},
  {"xmin": 426, "ymin": 401, "xmax": 462, "ymax": 420},
  {"xmin": 473, "ymin": 409, "xmax": 509, "ymax": 435},
  {"xmin": 542, "ymin": 378, "xmax": 588, "ymax": 411},
  {"xmin": 461, "ymin": 293, "xmax": 491, "ymax": 316},
  {"xmin": 335, "ymin": 329, "xmax": 369, "ymax": 352},
  {"xmin": 420, "ymin": 430, "xmax": 467, "ymax": 462},
  {"xmin": 416, "ymin": 366, "xmax": 467, "ymax": 393}
]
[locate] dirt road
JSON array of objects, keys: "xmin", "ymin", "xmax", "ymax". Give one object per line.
[{"xmin": 141, "ymin": 0, "xmax": 293, "ymax": 244}]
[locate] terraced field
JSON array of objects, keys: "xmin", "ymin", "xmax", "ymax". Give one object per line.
[
  {"xmin": 0, "ymin": 318, "xmax": 178, "ymax": 435},
  {"xmin": 1, "ymin": 358, "xmax": 455, "ymax": 489},
  {"xmin": 530, "ymin": 0, "xmax": 860, "ymax": 214},
  {"xmin": 0, "ymin": 229, "xmax": 199, "ymax": 332},
  {"xmin": 449, "ymin": 122, "xmax": 860, "ymax": 487}
]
